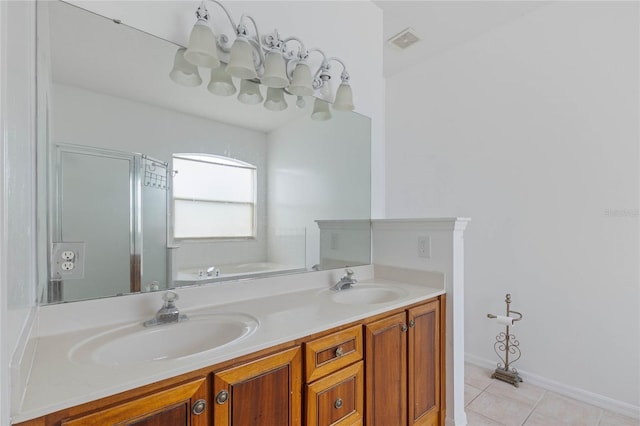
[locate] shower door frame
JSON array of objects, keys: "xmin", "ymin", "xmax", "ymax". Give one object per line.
[{"xmin": 50, "ymin": 143, "xmax": 142, "ymax": 298}]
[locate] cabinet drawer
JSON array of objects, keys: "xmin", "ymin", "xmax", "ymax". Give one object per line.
[
  {"xmin": 305, "ymin": 325, "xmax": 363, "ymax": 382},
  {"xmin": 306, "ymin": 361, "xmax": 364, "ymax": 426}
]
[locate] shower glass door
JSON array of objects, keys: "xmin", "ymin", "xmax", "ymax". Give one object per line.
[{"xmin": 50, "ymin": 144, "xmax": 168, "ymax": 302}]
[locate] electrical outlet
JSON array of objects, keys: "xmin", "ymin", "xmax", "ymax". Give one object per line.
[
  {"xmin": 61, "ymin": 251, "xmax": 75, "ymax": 261},
  {"xmin": 61, "ymin": 261, "xmax": 75, "ymax": 271},
  {"xmin": 331, "ymin": 233, "xmax": 339, "ymax": 250},
  {"xmin": 417, "ymin": 236, "xmax": 431, "ymax": 258},
  {"xmin": 51, "ymin": 242, "xmax": 86, "ymax": 280}
]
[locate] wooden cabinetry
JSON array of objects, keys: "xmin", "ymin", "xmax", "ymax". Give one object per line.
[
  {"xmin": 16, "ymin": 296, "xmax": 444, "ymax": 426},
  {"xmin": 61, "ymin": 377, "xmax": 208, "ymax": 426},
  {"xmin": 364, "ymin": 312, "xmax": 408, "ymax": 425},
  {"xmin": 408, "ymin": 300, "xmax": 441, "ymax": 426},
  {"xmin": 365, "ymin": 299, "xmax": 443, "ymax": 426},
  {"xmin": 305, "ymin": 325, "xmax": 365, "ymax": 425},
  {"xmin": 212, "ymin": 346, "xmax": 302, "ymax": 426}
]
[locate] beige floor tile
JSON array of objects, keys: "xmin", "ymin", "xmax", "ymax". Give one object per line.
[
  {"xmin": 466, "ymin": 384, "xmax": 484, "ymax": 406},
  {"xmin": 523, "ymin": 411, "xmax": 567, "ymax": 426},
  {"xmin": 599, "ymin": 411, "xmax": 640, "ymax": 426},
  {"xmin": 466, "ymin": 363, "xmax": 495, "ymax": 390},
  {"xmin": 466, "ymin": 409, "xmax": 507, "ymax": 426},
  {"xmin": 467, "ymin": 391, "xmax": 536, "ymax": 426},
  {"xmin": 533, "ymin": 392, "xmax": 601, "ymax": 426},
  {"xmin": 484, "ymin": 379, "xmax": 546, "ymax": 406}
]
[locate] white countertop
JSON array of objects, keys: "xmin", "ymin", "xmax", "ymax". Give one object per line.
[{"xmin": 14, "ymin": 266, "xmax": 444, "ymax": 423}]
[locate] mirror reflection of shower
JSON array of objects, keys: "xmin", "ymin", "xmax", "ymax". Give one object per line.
[
  {"xmin": 48, "ymin": 144, "xmax": 169, "ymax": 303},
  {"xmin": 140, "ymin": 155, "xmax": 170, "ymax": 294}
]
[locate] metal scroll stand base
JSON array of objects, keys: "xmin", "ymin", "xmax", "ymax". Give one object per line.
[{"xmin": 487, "ymin": 293, "xmax": 523, "ymax": 387}]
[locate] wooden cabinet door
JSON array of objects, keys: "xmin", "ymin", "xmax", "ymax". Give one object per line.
[
  {"xmin": 213, "ymin": 346, "xmax": 302, "ymax": 426},
  {"xmin": 61, "ymin": 377, "xmax": 208, "ymax": 426},
  {"xmin": 306, "ymin": 361, "xmax": 364, "ymax": 426},
  {"xmin": 408, "ymin": 300, "xmax": 441, "ymax": 426},
  {"xmin": 364, "ymin": 312, "xmax": 407, "ymax": 426}
]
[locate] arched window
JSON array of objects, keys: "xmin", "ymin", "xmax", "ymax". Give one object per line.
[{"xmin": 172, "ymin": 154, "xmax": 256, "ymax": 239}]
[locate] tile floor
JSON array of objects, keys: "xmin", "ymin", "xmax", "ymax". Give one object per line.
[{"xmin": 464, "ymin": 363, "xmax": 640, "ymax": 426}]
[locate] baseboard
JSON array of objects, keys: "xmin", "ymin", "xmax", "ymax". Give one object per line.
[{"xmin": 465, "ymin": 353, "xmax": 640, "ymax": 420}]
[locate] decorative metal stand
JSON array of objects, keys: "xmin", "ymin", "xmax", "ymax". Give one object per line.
[{"xmin": 487, "ymin": 294, "xmax": 523, "ymax": 387}]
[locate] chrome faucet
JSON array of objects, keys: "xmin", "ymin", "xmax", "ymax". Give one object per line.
[
  {"xmin": 332, "ymin": 269, "xmax": 357, "ymax": 291},
  {"xmin": 206, "ymin": 266, "xmax": 219, "ymax": 277},
  {"xmin": 144, "ymin": 290, "xmax": 188, "ymax": 327},
  {"xmin": 198, "ymin": 266, "xmax": 219, "ymax": 277}
]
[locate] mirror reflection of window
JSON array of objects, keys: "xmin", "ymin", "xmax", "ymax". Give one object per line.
[{"xmin": 172, "ymin": 154, "xmax": 257, "ymax": 239}]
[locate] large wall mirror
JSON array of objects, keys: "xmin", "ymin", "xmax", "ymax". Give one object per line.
[{"xmin": 37, "ymin": 1, "xmax": 371, "ymax": 304}]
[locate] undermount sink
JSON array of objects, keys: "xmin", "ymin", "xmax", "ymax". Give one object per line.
[
  {"xmin": 69, "ymin": 312, "xmax": 259, "ymax": 366},
  {"xmin": 330, "ymin": 284, "xmax": 408, "ymax": 305}
]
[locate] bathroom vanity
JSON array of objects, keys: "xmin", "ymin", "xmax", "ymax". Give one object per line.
[{"xmin": 13, "ymin": 269, "xmax": 446, "ymax": 426}]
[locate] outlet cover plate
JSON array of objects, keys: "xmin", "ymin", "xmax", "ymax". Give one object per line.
[
  {"xmin": 51, "ymin": 242, "xmax": 86, "ymax": 280},
  {"xmin": 418, "ymin": 236, "xmax": 431, "ymax": 258}
]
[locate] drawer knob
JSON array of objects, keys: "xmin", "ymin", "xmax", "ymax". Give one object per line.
[
  {"xmin": 409, "ymin": 319, "xmax": 415, "ymax": 328},
  {"xmin": 192, "ymin": 399, "xmax": 206, "ymax": 415},
  {"xmin": 216, "ymin": 390, "xmax": 229, "ymax": 405},
  {"xmin": 334, "ymin": 398, "xmax": 343, "ymax": 409},
  {"xmin": 335, "ymin": 346, "xmax": 344, "ymax": 357},
  {"xmin": 401, "ymin": 324, "xmax": 408, "ymax": 332}
]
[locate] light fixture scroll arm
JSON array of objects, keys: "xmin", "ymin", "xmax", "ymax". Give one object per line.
[
  {"xmin": 307, "ymin": 48, "xmax": 329, "ymax": 89},
  {"xmin": 281, "ymin": 37, "xmax": 308, "ymax": 79},
  {"xmin": 237, "ymin": 13, "xmax": 266, "ymax": 67},
  {"xmin": 325, "ymin": 56, "xmax": 350, "ymax": 83},
  {"xmin": 202, "ymin": 0, "xmax": 238, "ymax": 29},
  {"xmin": 282, "ymin": 36, "xmax": 307, "ymax": 60},
  {"xmin": 199, "ymin": 0, "xmax": 238, "ymax": 50}
]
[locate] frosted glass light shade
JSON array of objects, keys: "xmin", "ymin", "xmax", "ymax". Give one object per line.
[
  {"xmin": 226, "ymin": 38, "xmax": 257, "ymax": 80},
  {"xmin": 207, "ymin": 67, "xmax": 236, "ymax": 96},
  {"xmin": 184, "ymin": 22, "xmax": 220, "ymax": 68},
  {"xmin": 316, "ymin": 75, "xmax": 333, "ymax": 103},
  {"xmin": 261, "ymin": 52, "xmax": 289, "ymax": 88},
  {"xmin": 264, "ymin": 88, "xmax": 288, "ymax": 111},
  {"xmin": 288, "ymin": 62, "xmax": 314, "ymax": 96},
  {"xmin": 237, "ymin": 79, "xmax": 263, "ymax": 104},
  {"xmin": 170, "ymin": 48, "xmax": 203, "ymax": 87},
  {"xmin": 333, "ymin": 83, "xmax": 354, "ymax": 111},
  {"xmin": 311, "ymin": 98, "xmax": 331, "ymax": 121}
]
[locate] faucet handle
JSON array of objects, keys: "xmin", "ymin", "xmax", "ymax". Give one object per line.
[
  {"xmin": 344, "ymin": 269, "xmax": 354, "ymax": 278},
  {"xmin": 162, "ymin": 290, "xmax": 179, "ymax": 304}
]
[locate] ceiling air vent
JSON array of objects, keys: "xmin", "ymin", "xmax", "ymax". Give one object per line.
[{"xmin": 387, "ymin": 27, "xmax": 421, "ymax": 50}]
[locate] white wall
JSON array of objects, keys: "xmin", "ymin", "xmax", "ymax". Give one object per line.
[
  {"xmin": 385, "ymin": 1, "xmax": 639, "ymax": 412},
  {"xmin": 267, "ymin": 112, "xmax": 371, "ymax": 269},
  {"xmin": 0, "ymin": 1, "xmax": 37, "ymax": 423}
]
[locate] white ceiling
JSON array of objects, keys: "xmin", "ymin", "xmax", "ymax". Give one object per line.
[{"xmin": 375, "ymin": 1, "xmax": 549, "ymax": 77}]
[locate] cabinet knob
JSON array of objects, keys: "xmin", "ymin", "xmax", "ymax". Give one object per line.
[
  {"xmin": 409, "ymin": 319, "xmax": 415, "ymax": 328},
  {"xmin": 216, "ymin": 390, "xmax": 229, "ymax": 405},
  {"xmin": 192, "ymin": 399, "xmax": 206, "ymax": 415},
  {"xmin": 335, "ymin": 346, "xmax": 344, "ymax": 357},
  {"xmin": 334, "ymin": 398, "xmax": 343, "ymax": 409},
  {"xmin": 401, "ymin": 324, "xmax": 408, "ymax": 332}
]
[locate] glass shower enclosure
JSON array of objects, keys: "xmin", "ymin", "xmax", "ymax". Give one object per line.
[{"xmin": 47, "ymin": 143, "xmax": 169, "ymax": 302}]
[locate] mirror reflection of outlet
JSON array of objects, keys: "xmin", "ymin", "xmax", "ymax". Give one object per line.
[
  {"xmin": 61, "ymin": 251, "xmax": 75, "ymax": 261},
  {"xmin": 61, "ymin": 261, "xmax": 75, "ymax": 271},
  {"xmin": 51, "ymin": 242, "xmax": 85, "ymax": 280}
]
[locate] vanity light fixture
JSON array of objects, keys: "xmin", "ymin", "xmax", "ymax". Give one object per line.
[{"xmin": 169, "ymin": 0, "xmax": 354, "ymax": 120}]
